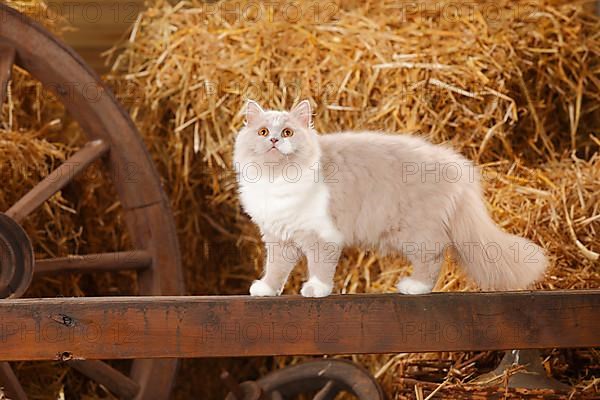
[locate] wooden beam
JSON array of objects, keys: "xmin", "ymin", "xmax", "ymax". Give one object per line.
[{"xmin": 0, "ymin": 291, "xmax": 598, "ymax": 361}]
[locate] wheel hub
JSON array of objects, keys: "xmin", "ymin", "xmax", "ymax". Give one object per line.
[{"xmin": 0, "ymin": 213, "xmax": 34, "ymax": 299}]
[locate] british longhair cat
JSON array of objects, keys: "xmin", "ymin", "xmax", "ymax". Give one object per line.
[{"xmin": 233, "ymin": 100, "xmax": 547, "ymax": 297}]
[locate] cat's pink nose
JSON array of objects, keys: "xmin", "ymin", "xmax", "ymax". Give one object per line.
[{"xmin": 270, "ymin": 138, "xmax": 279, "ymax": 144}]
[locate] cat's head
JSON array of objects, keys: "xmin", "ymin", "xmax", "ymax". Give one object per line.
[{"xmin": 234, "ymin": 100, "xmax": 320, "ymax": 167}]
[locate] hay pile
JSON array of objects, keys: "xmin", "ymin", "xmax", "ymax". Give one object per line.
[
  {"xmin": 106, "ymin": 0, "xmax": 600, "ymax": 295},
  {"xmin": 103, "ymin": 0, "xmax": 599, "ymax": 397},
  {"xmin": 1, "ymin": 0, "xmax": 598, "ymax": 398}
]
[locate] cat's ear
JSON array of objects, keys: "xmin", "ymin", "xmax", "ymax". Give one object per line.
[
  {"xmin": 290, "ymin": 100, "xmax": 312, "ymax": 129},
  {"xmin": 245, "ymin": 100, "xmax": 264, "ymax": 126}
]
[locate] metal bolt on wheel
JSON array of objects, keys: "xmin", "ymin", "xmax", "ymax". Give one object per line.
[{"xmin": 0, "ymin": 4, "xmax": 184, "ymax": 399}]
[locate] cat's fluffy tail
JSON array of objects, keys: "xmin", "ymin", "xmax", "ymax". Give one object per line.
[{"xmin": 448, "ymin": 186, "xmax": 547, "ymax": 290}]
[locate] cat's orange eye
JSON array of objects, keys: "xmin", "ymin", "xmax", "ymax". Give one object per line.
[
  {"xmin": 258, "ymin": 128, "xmax": 269, "ymax": 137},
  {"xmin": 282, "ymin": 128, "xmax": 294, "ymax": 138}
]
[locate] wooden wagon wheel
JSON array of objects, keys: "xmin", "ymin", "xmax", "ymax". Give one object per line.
[
  {"xmin": 0, "ymin": 4, "xmax": 184, "ymax": 399},
  {"xmin": 223, "ymin": 359, "xmax": 386, "ymax": 400}
]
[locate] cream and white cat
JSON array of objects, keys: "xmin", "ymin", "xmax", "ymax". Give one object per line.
[{"xmin": 234, "ymin": 100, "xmax": 547, "ymax": 297}]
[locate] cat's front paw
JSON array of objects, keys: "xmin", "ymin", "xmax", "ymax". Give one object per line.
[
  {"xmin": 397, "ymin": 277, "xmax": 433, "ymax": 295},
  {"xmin": 249, "ymin": 280, "xmax": 278, "ymax": 296},
  {"xmin": 301, "ymin": 278, "xmax": 332, "ymax": 298}
]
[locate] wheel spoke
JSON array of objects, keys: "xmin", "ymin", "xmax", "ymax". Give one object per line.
[
  {"xmin": 35, "ymin": 250, "xmax": 152, "ymax": 275},
  {"xmin": 5, "ymin": 140, "xmax": 109, "ymax": 223},
  {"xmin": 0, "ymin": 362, "xmax": 27, "ymax": 400},
  {"xmin": 0, "ymin": 42, "xmax": 15, "ymax": 106},
  {"xmin": 313, "ymin": 380, "xmax": 339, "ymax": 400},
  {"xmin": 69, "ymin": 360, "xmax": 139, "ymax": 400}
]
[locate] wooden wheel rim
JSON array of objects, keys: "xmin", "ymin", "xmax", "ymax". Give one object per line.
[
  {"xmin": 0, "ymin": 4, "xmax": 184, "ymax": 400},
  {"xmin": 256, "ymin": 359, "xmax": 385, "ymax": 399}
]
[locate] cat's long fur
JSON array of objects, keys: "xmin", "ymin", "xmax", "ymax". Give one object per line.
[{"xmin": 234, "ymin": 100, "xmax": 547, "ymax": 297}]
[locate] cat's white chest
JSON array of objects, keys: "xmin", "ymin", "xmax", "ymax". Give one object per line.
[{"xmin": 238, "ymin": 175, "xmax": 342, "ymax": 243}]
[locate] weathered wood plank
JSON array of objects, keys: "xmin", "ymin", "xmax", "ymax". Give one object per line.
[{"xmin": 0, "ymin": 291, "xmax": 598, "ymax": 361}]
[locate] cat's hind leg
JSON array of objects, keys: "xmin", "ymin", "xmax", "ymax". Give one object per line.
[
  {"xmin": 299, "ymin": 236, "xmax": 342, "ymax": 298},
  {"xmin": 250, "ymin": 237, "xmax": 299, "ymax": 296},
  {"xmin": 396, "ymin": 238, "xmax": 446, "ymax": 295}
]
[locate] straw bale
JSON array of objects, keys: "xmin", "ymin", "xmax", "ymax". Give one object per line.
[
  {"xmin": 105, "ymin": 0, "xmax": 600, "ymax": 295},
  {"xmin": 104, "ymin": 0, "xmax": 599, "ymax": 398}
]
